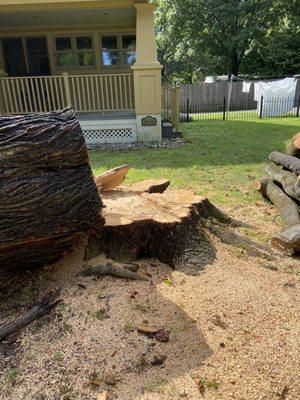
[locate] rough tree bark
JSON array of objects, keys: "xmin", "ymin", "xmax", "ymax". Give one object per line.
[
  {"xmin": 265, "ymin": 162, "xmax": 300, "ymax": 201},
  {"xmin": 269, "ymin": 151, "xmax": 300, "ymax": 175},
  {"xmin": 272, "ymin": 225, "xmax": 300, "ymax": 253},
  {"xmin": 286, "ymin": 132, "xmax": 300, "ymax": 158},
  {"xmin": 0, "ymin": 107, "xmax": 103, "ymax": 270},
  {"xmin": 253, "ymin": 177, "xmax": 300, "ymax": 229}
]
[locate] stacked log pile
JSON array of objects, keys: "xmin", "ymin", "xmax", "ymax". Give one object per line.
[
  {"xmin": 0, "ymin": 107, "xmax": 103, "ymax": 270},
  {"xmin": 254, "ymin": 132, "xmax": 300, "ymax": 253}
]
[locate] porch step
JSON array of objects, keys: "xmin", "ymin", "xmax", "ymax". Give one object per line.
[{"xmin": 162, "ymin": 121, "xmax": 182, "ymax": 139}]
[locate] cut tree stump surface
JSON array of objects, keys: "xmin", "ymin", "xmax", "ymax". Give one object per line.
[
  {"xmin": 85, "ymin": 182, "xmax": 267, "ymax": 271},
  {"xmin": 102, "ymin": 188, "xmax": 203, "ymax": 226}
]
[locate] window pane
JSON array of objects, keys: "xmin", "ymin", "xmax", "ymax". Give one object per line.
[
  {"xmin": 122, "ymin": 35, "xmax": 136, "ymax": 50},
  {"xmin": 123, "ymin": 50, "xmax": 136, "ymax": 66},
  {"xmin": 26, "ymin": 37, "xmax": 48, "ymax": 55},
  {"xmin": 28, "ymin": 56, "xmax": 51, "ymax": 75},
  {"xmin": 2, "ymin": 38, "xmax": 24, "ymax": 56},
  {"xmin": 55, "ymin": 37, "xmax": 72, "ymax": 51},
  {"xmin": 57, "ymin": 52, "xmax": 75, "ymax": 68},
  {"xmin": 78, "ymin": 51, "xmax": 94, "ymax": 67},
  {"xmin": 76, "ymin": 36, "xmax": 92, "ymax": 50},
  {"xmin": 101, "ymin": 36, "xmax": 118, "ymax": 50},
  {"xmin": 102, "ymin": 50, "xmax": 119, "ymax": 66}
]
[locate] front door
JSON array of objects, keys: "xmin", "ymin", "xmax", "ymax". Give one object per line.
[{"xmin": 2, "ymin": 36, "xmax": 50, "ymax": 76}]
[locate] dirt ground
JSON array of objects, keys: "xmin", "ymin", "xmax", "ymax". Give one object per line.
[{"xmin": 0, "ymin": 203, "xmax": 299, "ymax": 400}]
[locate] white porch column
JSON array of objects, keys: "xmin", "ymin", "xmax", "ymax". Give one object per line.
[{"xmin": 132, "ymin": 2, "xmax": 163, "ymax": 142}]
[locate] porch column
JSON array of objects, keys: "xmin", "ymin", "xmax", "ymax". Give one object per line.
[{"xmin": 132, "ymin": 3, "xmax": 163, "ymax": 142}]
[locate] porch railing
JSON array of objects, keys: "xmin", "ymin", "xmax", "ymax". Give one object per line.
[
  {"xmin": 0, "ymin": 73, "xmax": 135, "ymax": 114},
  {"xmin": 161, "ymin": 83, "xmax": 180, "ymax": 131}
]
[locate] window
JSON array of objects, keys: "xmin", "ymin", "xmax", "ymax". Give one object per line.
[
  {"xmin": 101, "ymin": 34, "xmax": 136, "ymax": 68},
  {"xmin": 55, "ymin": 35, "xmax": 95, "ymax": 69},
  {"xmin": 26, "ymin": 37, "xmax": 50, "ymax": 75},
  {"xmin": 122, "ymin": 35, "xmax": 136, "ymax": 66},
  {"xmin": 2, "ymin": 36, "xmax": 50, "ymax": 76}
]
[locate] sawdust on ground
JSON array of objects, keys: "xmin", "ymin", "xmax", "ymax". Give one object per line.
[{"xmin": 0, "ymin": 203, "xmax": 299, "ymax": 400}]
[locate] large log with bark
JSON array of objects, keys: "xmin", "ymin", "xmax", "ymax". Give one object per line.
[
  {"xmin": 286, "ymin": 132, "xmax": 300, "ymax": 158},
  {"xmin": 265, "ymin": 162, "xmax": 300, "ymax": 201},
  {"xmin": 253, "ymin": 177, "xmax": 300, "ymax": 229},
  {"xmin": 269, "ymin": 151, "xmax": 300, "ymax": 175},
  {"xmin": 0, "ymin": 107, "xmax": 103, "ymax": 269}
]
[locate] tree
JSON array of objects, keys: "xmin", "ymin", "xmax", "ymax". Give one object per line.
[{"xmin": 154, "ymin": 0, "xmax": 296, "ymax": 80}]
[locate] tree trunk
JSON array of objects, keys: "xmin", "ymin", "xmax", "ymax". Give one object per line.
[
  {"xmin": 272, "ymin": 224, "xmax": 300, "ymax": 253},
  {"xmin": 265, "ymin": 162, "xmax": 300, "ymax": 201},
  {"xmin": 0, "ymin": 107, "xmax": 103, "ymax": 270},
  {"xmin": 286, "ymin": 132, "xmax": 300, "ymax": 158},
  {"xmin": 253, "ymin": 177, "xmax": 300, "ymax": 229},
  {"xmin": 85, "ymin": 184, "xmax": 272, "ymax": 272},
  {"xmin": 269, "ymin": 151, "xmax": 300, "ymax": 175},
  {"xmin": 228, "ymin": 49, "xmax": 240, "ymax": 77}
]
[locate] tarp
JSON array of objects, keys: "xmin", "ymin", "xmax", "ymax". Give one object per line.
[{"xmin": 255, "ymin": 77, "xmax": 297, "ymax": 117}]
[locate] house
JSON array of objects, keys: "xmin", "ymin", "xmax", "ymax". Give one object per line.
[{"xmin": 0, "ymin": 0, "xmax": 179, "ymax": 144}]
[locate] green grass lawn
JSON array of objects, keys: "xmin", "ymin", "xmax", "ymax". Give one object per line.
[{"xmin": 89, "ymin": 118, "xmax": 300, "ymax": 206}]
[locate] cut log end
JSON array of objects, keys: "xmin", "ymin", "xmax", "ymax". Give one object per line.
[{"xmin": 85, "ymin": 186, "xmax": 261, "ymax": 272}]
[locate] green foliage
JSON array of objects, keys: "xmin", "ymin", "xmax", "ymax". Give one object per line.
[{"xmin": 154, "ymin": 0, "xmax": 299, "ymax": 81}]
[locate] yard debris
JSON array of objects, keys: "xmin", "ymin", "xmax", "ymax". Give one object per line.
[
  {"xmin": 253, "ymin": 134, "xmax": 300, "ymax": 253},
  {"xmin": 97, "ymin": 391, "xmax": 110, "ymax": 400},
  {"xmin": 137, "ymin": 325, "xmax": 160, "ymax": 336},
  {"xmin": 94, "ymin": 164, "xmax": 132, "ymax": 192},
  {"xmin": 123, "ymin": 179, "xmax": 170, "ymax": 194},
  {"xmin": 150, "ymin": 353, "xmax": 167, "ymax": 366},
  {"xmin": 211, "ymin": 314, "xmax": 228, "ymax": 329},
  {"xmin": 0, "ymin": 291, "xmax": 61, "ymax": 341},
  {"xmin": 82, "ymin": 263, "xmax": 150, "ymax": 282},
  {"xmin": 155, "ymin": 329, "xmax": 170, "ymax": 343}
]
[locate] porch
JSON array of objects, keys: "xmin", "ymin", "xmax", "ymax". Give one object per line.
[{"xmin": 0, "ymin": 0, "xmax": 177, "ymax": 143}]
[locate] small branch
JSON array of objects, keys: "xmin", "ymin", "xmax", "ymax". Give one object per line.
[
  {"xmin": 0, "ymin": 292, "xmax": 61, "ymax": 341},
  {"xmin": 82, "ymin": 264, "xmax": 150, "ymax": 281}
]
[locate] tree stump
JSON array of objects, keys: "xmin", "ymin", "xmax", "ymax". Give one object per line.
[
  {"xmin": 85, "ymin": 182, "xmax": 264, "ymax": 271},
  {"xmin": 0, "ymin": 107, "xmax": 103, "ymax": 270}
]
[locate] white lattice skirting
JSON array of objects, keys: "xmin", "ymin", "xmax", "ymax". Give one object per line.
[{"xmin": 79, "ymin": 119, "xmax": 138, "ymax": 145}]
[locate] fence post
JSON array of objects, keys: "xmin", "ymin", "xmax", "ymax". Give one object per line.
[
  {"xmin": 259, "ymin": 95, "xmax": 264, "ymax": 119},
  {"xmin": 223, "ymin": 97, "xmax": 226, "ymax": 121},
  {"xmin": 171, "ymin": 86, "xmax": 180, "ymax": 131},
  {"xmin": 296, "ymin": 94, "xmax": 300, "ymax": 117},
  {"xmin": 63, "ymin": 72, "xmax": 72, "ymax": 107},
  {"xmin": 186, "ymin": 99, "xmax": 190, "ymax": 122}
]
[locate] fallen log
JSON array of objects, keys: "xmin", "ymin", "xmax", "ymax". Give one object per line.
[
  {"xmin": 286, "ymin": 132, "xmax": 300, "ymax": 158},
  {"xmin": 82, "ymin": 264, "xmax": 149, "ymax": 281},
  {"xmin": 265, "ymin": 162, "xmax": 300, "ymax": 201},
  {"xmin": 253, "ymin": 177, "xmax": 300, "ymax": 228},
  {"xmin": 0, "ymin": 292, "xmax": 61, "ymax": 341},
  {"xmin": 272, "ymin": 224, "xmax": 300, "ymax": 253},
  {"xmin": 269, "ymin": 151, "xmax": 300, "ymax": 175},
  {"xmin": 94, "ymin": 164, "xmax": 131, "ymax": 192},
  {"xmin": 0, "ymin": 107, "xmax": 103, "ymax": 269}
]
